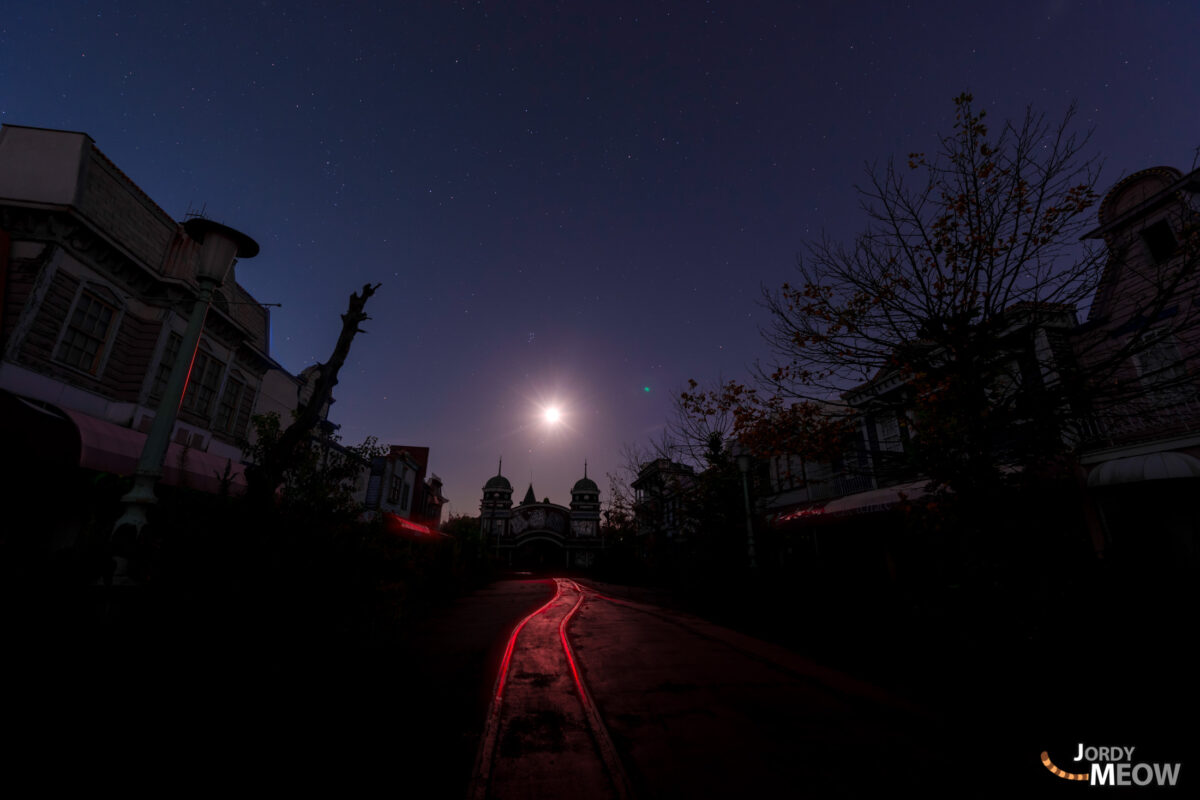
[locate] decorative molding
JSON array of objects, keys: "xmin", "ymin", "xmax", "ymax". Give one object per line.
[
  {"xmin": 1, "ymin": 204, "xmax": 265, "ymax": 355},
  {"xmin": 0, "ymin": 205, "xmax": 177, "ymax": 301}
]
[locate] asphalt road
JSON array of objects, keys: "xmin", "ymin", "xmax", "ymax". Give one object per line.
[
  {"xmin": 470, "ymin": 579, "xmax": 941, "ymax": 799},
  {"xmin": 15, "ymin": 576, "xmax": 1191, "ymax": 796}
]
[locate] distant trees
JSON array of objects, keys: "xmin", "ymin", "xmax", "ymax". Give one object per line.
[
  {"xmin": 440, "ymin": 513, "xmax": 481, "ymax": 539},
  {"xmin": 601, "ymin": 471, "xmax": 636, "ymax": 535},
  {"xmin": 604, "ymin": 400, "xmax": 755, "ymax": 578}
]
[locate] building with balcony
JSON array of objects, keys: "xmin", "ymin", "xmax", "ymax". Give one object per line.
[
  {"xmin": 758, "ymin": 165, "xmax": 1200, "ymax": 574},
  {"xmin": 1075, "ymin": 165, "xmax": 1200, "ymax": 566}
]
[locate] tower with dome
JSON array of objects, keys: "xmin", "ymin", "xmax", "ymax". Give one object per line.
[{"xmin": 479, "ymin": 461, "xmax": 603, "ymax": 569}]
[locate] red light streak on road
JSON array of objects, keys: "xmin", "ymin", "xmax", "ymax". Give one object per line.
[
  {"xmin": 558, "ymin": 584, "xmax": 588, "ymax": 708},
  {"xmin": 470, "ymin": 579, "xmax": 562, "ymax": 800},
  {"xmin": 495, "ymin": 580, "xmax": 561, "ymax": 700},
  {"xmin": 556, "ymin": 579, "xmax": 635, "ymax": 800}
]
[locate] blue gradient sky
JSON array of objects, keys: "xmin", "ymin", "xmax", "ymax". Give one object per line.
[{"xmin": 4, "ymin": 1, "xmax": 1198, "ymax": 515}]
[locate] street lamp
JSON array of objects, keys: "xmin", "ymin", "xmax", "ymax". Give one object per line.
[
  {"xmin": 733, "ymin": 444, "xmax": 758, "ymax": 569},
  {"xmin": 111, "ymin": 218, "xmax": 258, "ymax": 562}
]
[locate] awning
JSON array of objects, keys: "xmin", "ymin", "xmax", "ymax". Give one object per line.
[
  {"xmin": 823, "ymin": 480, "xmax": 928, "ymax": 516},
  {"xmin": 772, "ymin": 479, "xmax": 929, "ymax": 525},
  {"xmin": 59, "ymin": 408, "xmax": 247, "ymax": 495},
  {"xmin": 0, "ymin": 389, "xmax": 247, "ymax": 494},
  {"xmin": 1, "ymin": 390, "xmax": 80, "ymax": 468},
  {"xmin": 1087, "ymin": 452, "xmax": 1200, "ymax": 488},
  {"xmin": 775, "ymin": 501, "xmax": 827, "ymax": 524}
]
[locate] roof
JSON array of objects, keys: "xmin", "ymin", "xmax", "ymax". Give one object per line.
[
  {"xmin": 572, "ymin": 476, "xmax": 599, "ymax": 493},
  {"xmin": 484, "ymin": 473, "xmax": 512, "ymax": 491},
  {"xmin": 1085, "ymin": 165, "xmax": 1200, "ymax": 239}
]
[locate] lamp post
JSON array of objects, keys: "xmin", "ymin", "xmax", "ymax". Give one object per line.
[
  {"xmin": 734, "ymin": 445, "xmax": 758, "ymax": 569},
  {"xmin": 111, "ymin": 218, "xmax": 258, "ymax": 562}
]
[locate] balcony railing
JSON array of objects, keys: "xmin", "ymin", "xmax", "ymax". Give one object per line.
[
  {"xmin": 803, "ymin": 471, "xmax": 875, "ymax": 502},
  {"xmin": 1079, "ymin": 391, "xmax": 1200, "ymax": 449}
]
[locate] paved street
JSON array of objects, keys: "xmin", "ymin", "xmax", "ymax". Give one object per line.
[
  {"xmin": 18, "ymin": 576, "xmax": 1190, "ymax": 796},
  {"xmin": 470, "ymin": 578, "xmax": 940, "ymax": 798}
]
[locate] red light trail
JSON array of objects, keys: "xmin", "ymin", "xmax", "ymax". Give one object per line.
[
  {"xmin": 494, "ymin": 579, "xmax": 561, "ymax": 701},
  {"xmin": 558, "ymin": 586, "xmax": 588, "ymax": 708},
  {"xmin": 469, "ymin": 578, "xmax": 632, "ymax": 800}
]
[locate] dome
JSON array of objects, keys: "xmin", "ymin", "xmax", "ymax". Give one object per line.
[
  {"xmin": 484, "ymin": 474, "xmax": 512, "ymax": 491},
  {"xmin": 572, "ymin": 476, "xmax": 599, "ymax": 494}
]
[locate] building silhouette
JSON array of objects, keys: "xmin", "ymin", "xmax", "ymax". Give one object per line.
[{"xmin": 479, "ymin": 461, "xmax": 601, "ymax": 568}]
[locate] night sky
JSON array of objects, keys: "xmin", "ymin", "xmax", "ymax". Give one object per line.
[{"xmin": 4, "ymin": 1, "xmax": 1198, "ymax": 517}]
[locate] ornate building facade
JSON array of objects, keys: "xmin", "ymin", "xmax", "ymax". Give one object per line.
[
  {"xmin": 480, "ymin": 462, "xmax": 602, "ymax": 569},
  {"xmin": 0, "ymin": 124, "xmax": 279, "ymax": 499}
]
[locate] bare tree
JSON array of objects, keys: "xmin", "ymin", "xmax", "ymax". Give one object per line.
[
  {"xmin": 765, "ymin": 96, "xmax": 1103, "ymax": 398},
  {"xmin": 687, "ymin": 94, "xmax": 1200, "ymax": 503},
  {"xmin": 666, "ymin": 378, "xmax": 738, "ymax": 468},
  {"xmin": 246, "ymin": 282, "xmax": 382, "ymax": 506}
]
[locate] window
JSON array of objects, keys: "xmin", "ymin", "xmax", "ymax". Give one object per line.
[
  {"xmin": 150, "ymin": 332, "xmax": 183, "ymax": 399},
  {"xmin": 1135, "ymin": 331, "xmax": 1190, "ymax": 406},
  {"xmin": 215, "ymin": 372, "xmax": 246, "ymax": 433},
  {"xmin": 388, "ymin": 475, "xmax": 402, "ymax": 504},
  {"xmin": 876, "ymin": 414, "xmax": 905, "ymax": 453},
  {"xmin": 56, "ymin": 290, "xmax": 118, "ymax": 374},
  {"xmin": 181, "ymin": 348, "xmax": 226, "ymax": 419},
  {"xmin": 1141, "ymin": 220, "xmax": 1178, "ymax": 264},
  {"xmin": 773, "ymin": 454, "xmax": 804, "ymax": 492}
]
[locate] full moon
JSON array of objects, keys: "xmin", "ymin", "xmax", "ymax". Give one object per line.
[{"xmin": 544, "ymin": 406, "xmax": 562, "ymax": 424}]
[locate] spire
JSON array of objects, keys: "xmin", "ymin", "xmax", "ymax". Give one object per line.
[
  {"xmin": 497, "ymin": 457, "xmax": 503, "ymax": 476},
  {"xmin": 584, "ymin": 459, "xmax": 588, "ymax": 479},
  {"xmin": 522, "ymin": 483, "xmax": 536, "ymax": 505}
]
